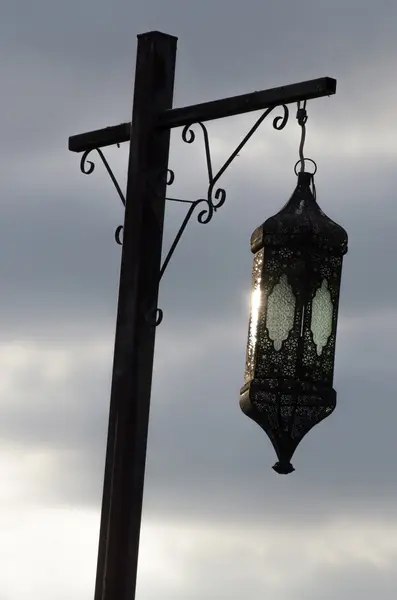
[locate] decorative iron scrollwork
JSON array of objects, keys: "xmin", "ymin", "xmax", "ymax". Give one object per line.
[
  {"xmin": 181, "ymin": 122, "xmax": 226, "ymax": 221},
  {"xmin": 80, "ymin": 148, "xmax": 126, "ymax": 206},
  {"xmin": 145, "ymin": 307, "xmax": 164, "ymax": 327},
  {"xmin": 160, "ymin": 104, "xmax": 290, "ymax": 273},
  {"xmin": 166, "ymin": 169, "xmax": 175, "ymax": 186},
  {"xmin": 77, "ymin": 104, "xmax": 290, "ymax": 326},
  {"xmin": 115, "ymin": 225, "xmax": 123, "ymax": 246},
  {"xmin": 80, "ymin": 147, "xmax": 126, "ymax": 244},
  {"xmin": 179, "ymin": 103, "xmax": 289, "ymax": 221}
]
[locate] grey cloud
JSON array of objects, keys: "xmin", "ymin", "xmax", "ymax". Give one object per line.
[
  {"xmin": 2, "ymin": 308, "xmax": 397, "ymax": 525},
  {"xmin": 3, "ymin": 1, "xmax": 397, "ymax": 88},
  {"xmin": 136, "ymin": 516, "xmax": 397, "ymax": 600},
  {"xmin": 2, "ymin": 0, "xmax": 397, "ymax": 164},
  {"xmin": 1, "ymin": 0, "xmax": 396, "ymax": 347},
  {"xmin": 1, "ymin": 149, "xmax": 396, "ymax": 341},
  {"xmin": 2, "ymin": 3, "xmax": 397, "ymax": 599},
  {"xmin": 299, "ymin": 562, "xmax": 397, "ymax": 600},
  {"xmin": 1, "ymin": 128, "xmax": 397, "ymax": 518}
]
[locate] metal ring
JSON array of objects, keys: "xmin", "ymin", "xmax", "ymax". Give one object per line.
[{"xmin": 294, "ymin": 158, "xmax": 317, "ymax": 176}]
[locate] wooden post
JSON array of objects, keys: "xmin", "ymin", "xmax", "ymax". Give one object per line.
[{"xmin": 94, "ymin": 31, "xmax": 177, "ymax": 600}]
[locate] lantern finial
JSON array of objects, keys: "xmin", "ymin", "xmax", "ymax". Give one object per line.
[{"xmin": 273, "ymin": 461, "xmax": 295, "ymax": 475}]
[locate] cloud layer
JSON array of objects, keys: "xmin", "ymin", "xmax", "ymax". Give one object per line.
[{"xmin": 2, "ymin": 1, "xmax": 397, "ymax": 599}]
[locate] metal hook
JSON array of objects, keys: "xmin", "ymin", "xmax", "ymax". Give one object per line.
[{"xmin": 296, "ymin": 100, "xmax": 308, "ymax": 173}]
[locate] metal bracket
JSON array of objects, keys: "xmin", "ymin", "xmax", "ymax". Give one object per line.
[
  {"xmin": 69, "ymin": 77, "xmax": 335, "ymax": 152},
  {"xmin": 80, "ymin": 147, "xmax": 126, "ymax": 206},
  {"xmin": 79, "ymin": 103, "xmax": 290, "ymax": 324}
]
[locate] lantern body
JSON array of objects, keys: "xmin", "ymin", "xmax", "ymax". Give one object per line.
[{"xmin": 240, "ymin": 172, "xmax": 348, "ymax": 474}]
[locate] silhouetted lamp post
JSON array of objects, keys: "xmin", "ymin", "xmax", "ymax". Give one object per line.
[{"xmin": 68, "ymin": 31, "xmax": 346, "ymax": 600}]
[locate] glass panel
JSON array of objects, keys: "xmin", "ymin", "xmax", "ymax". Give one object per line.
[
  {"xmin": 311, "ymin": 279, "xmax": 333, "ymax": 355},
  {"xmin": 266, "ymin": 274, "xmax": 295, "ymax": 351},
  {"xmin": 244, "ymin": 249, "xmax": 264, "ymax": 383}
]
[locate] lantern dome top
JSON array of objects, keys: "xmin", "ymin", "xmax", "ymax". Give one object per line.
[{"xmin": 251, "ymin": 171, "xmax": 348, "ymax": 255}]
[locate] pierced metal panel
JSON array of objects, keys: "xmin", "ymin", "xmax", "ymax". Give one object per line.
[
  {"xmin": 301, "ymin": 253, "xmax": 343, "ymax": 384},
  {"xmin": 266, "ymin": 275, "xmax": 296, "ymax": 351},
  {"xmin": 311, "ymin": 279, "xmax": 333, "ymax": 355}
]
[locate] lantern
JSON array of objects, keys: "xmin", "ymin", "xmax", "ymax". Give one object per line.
[{"xmin": 240, "ymin": 170, "xmax": 348, "ymax": 474}]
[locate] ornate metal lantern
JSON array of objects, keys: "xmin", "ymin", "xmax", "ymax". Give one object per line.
[{"xmin": 240, "ymin": 165, "xmax": 348, "ymax": 474}]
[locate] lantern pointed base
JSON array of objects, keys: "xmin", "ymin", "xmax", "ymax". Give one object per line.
[
  {"xmin": 272, "ymin": 461, "xmax": 295, "ymax": 475},
  {"xmin": 240, "ymin": 379, "xmax": 336, "ymax": 473}
]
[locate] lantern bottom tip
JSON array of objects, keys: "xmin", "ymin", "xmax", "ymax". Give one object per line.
[{"xmin": 273, "ymin": 461, "xmax": 295, "ymax": 475}]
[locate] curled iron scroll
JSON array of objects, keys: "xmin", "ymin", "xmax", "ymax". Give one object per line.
[
  {"xmin": 180, "ymin": 104, "xmax": 289, "ymax": 223},
  {"xmin": 80, "ymin": 148, "xmax": 126, "ymax": 206},
  {"xmin": 115, "ymin": 225, "xmax": 123, "ymax": 246},
  {"xmin": 145, "ymin": 307, "xmax": 164, "ymax": 327},
  {"xmin": 80, "ymin": 148, "xmax": 127, "ymax": 245}
]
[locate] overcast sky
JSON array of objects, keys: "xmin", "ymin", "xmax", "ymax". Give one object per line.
[{"xmin": 1, "ymin": 1, "xmax": 397, "ymax": 599}]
